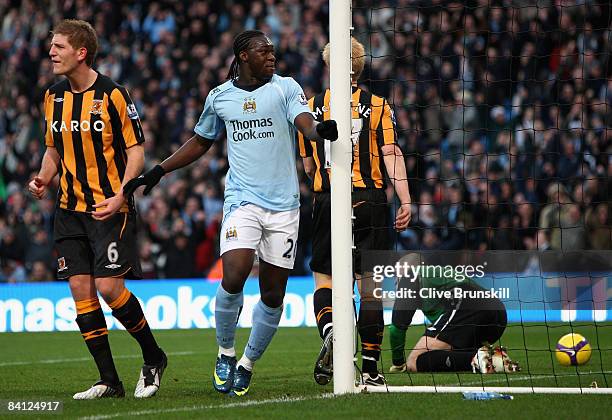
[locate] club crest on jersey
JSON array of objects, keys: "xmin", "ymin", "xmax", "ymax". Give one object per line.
[
  {"xmin": 58, "ymin": 257, "xmax": 68, "ymax": 272},
  {"xmin": 225, "ymin": 226, "xmax": 238, "ymax": 241},
  {"xmin": 243, "ymin": 97, "xmax": 257, "ymax": 114},
  {"xmin": 90, "ymin": 99, "xmax": 103, "ymax": 115}
]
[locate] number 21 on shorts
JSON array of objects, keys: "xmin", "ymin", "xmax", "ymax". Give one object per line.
[{"xmin": 283, "ymin": 238, "xmax": 297, "ymax": 259}]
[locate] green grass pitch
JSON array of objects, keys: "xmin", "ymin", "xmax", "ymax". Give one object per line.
[{"xmin": 1, "ymin": 324, "xmax": 611, "ymax": 419}]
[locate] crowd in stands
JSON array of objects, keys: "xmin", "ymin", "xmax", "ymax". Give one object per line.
[{"xmin": 0, "ymin": 0, "xmax": 610, "ymax": 282}]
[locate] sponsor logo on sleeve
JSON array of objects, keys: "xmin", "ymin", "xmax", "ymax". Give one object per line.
[
  {"xmin": 298, "ymin": 93, "xmax": 308, "ymax": 106},
  {"xmin": 127, "ymin": 103, "xmax": 139, "ymax": 119}
]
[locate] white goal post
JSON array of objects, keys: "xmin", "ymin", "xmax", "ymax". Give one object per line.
[
  {"xmin": 328, "ymin": 0, "xmax": 612, "ymax": 396},
  {"xmin": 329, "ymin": 0, "xmax": 357, "ymax": 396}
]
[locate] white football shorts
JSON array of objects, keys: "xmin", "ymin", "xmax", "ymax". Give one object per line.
[{"xmin": 220, "ymin": 203, "xmax": 300, "ymax": 269}]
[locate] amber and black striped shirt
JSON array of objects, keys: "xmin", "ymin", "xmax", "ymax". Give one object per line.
[
  {"xmin": 43, "ymin": 74, "xmax": 144, "ymax": 213},
  {"xmin": 298, "ymin": 88, "xmax": 396, "ymax": 192}
]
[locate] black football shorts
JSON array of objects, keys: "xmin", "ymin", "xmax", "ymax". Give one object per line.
[
  {"xmin": 53, "ymin": 208, "xmax": 142, "ymax": 279},
  {"xmin": 310, "ymin": 189, "xmax": 390, "ymax": 275}
]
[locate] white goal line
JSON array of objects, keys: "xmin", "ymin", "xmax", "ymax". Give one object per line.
[
  {"xmin": 451, "ymin": 371, "xmax": 612, "ymax": 387},
  {"xmin": 357, "ymin": 385, "xmax": 612, "ymax": 394},
  {"xmin": 79, "ymin": 394, "xmax": 334, "ymax": 420}
]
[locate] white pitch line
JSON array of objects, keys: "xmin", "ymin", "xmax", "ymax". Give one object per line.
[
  {"xmin": 0, "ymin": 351, "xmax": 196, "ymax": 367},
  {"xmin": 0, "ymin": 349, "xmax": 315, "ymax": 367},
  {"xmin": 79, "ymin": 394, "xmax": 334, "ymax": 420},
  {"xmin": 447, "ymin": 370, "xmax": 612, "ymax": 387}
]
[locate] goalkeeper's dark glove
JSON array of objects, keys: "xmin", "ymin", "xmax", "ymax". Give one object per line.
[
  {"xmin": 123, "ymin": 164, "xmax": 165, "ymax": 197},
  {"xmin": 316, "ymin": 120, "xmax": 338, "ymax": 141}
]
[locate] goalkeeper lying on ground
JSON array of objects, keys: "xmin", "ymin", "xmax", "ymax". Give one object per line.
[{"xmin": 388, "ymin": 257, "xmax": 520, "ymax": 374}]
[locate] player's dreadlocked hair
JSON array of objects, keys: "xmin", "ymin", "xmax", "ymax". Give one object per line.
[{"xmin": 226, "ymin": 30, "xmax": 265, "ymax": 80}]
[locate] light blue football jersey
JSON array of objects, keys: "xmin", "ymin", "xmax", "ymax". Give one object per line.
[{"xmin": 194, "ymin": 75, "xmax": 310, "ymax": 218}]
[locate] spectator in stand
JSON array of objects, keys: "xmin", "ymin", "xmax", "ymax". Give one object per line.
[
  {"xmin": 0, "ymin": 0, "xmax": 609, "ymax": 280},
  {"xmin": 586, "ymin": 203, "xmax": 611, "ymax": 249},
  {"xmin": 29, "ymin": 260, "xmax": 53, "ymax": 282}
]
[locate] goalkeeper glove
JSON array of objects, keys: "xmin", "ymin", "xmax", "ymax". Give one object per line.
[
  {"xmin": 123, "ymin": 164, "xmax": 165, "ymax": 197},
  {"xmin": 316, "ymin": 120, "xmax": 338, "ymax": 141}
]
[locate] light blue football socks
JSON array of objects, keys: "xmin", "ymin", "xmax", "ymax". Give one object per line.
[
  {"xmin": 215, "ymin": 284, "xmax": 244, "ymax": 356},
  {"xmin": 241, "ymin": 300, "xmax": 283, "ymax": 367}
]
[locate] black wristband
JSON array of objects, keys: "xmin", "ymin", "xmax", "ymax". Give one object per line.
[{"xmin": 151, "ymin": 164, "xmax": 165, "ymax": 177}]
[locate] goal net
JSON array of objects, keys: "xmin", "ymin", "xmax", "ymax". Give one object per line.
[{"xmin": 329, "ymin": 0, "xmax": 612, "ymax": 394}]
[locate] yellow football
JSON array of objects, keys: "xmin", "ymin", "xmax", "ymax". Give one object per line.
[{"xmin": 555, "ymin": 333, "xmax": 591, "ymax": 366}]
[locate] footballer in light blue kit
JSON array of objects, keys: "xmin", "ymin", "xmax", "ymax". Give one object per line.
[
  {"xmin": 194, "ymin": 71, "xmax": 307, "ymax": 219},
  {"xmin": 124, "ymin": 30, "xmax": 338, "ymax": 397}
]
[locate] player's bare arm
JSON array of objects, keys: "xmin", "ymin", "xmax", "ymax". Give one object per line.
[
  {"xmin": 294, "ymin": 112, "xmax": 338, "ymax": 143},
  {"xmin": 160, "ymin": 134, "xmax": 214, "ymax": 173},
  {"xmin": 28, "ymin": 146, "xmax": 60, "ymax": 200},
  {"xmin": 123, "ymin": 134, "xmax": 214, "ymax": 197},
  {"xmin": 381, "ymin": 143, "xmax": 412, "ymax": 231},
  {"xmin": 92, "ymin": 144, "xmax": 144, "ymax": 220},
  {"xmin": 302, "ymin": 156, "xmax": 316, "ymax": 181}
]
